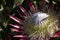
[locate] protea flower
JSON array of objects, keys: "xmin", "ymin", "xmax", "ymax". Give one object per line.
[
  {"xmin": 8, "ymin": 0, "xmax": 59, "ymax": 40},
  {"xmin": 0, "ymin": 0, "xmax": 60, "ymax": 40}
]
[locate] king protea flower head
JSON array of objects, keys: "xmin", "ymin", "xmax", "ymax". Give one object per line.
[{"xmin": 8, "ymin": 0, "xmax": 59, "ymax": 40}]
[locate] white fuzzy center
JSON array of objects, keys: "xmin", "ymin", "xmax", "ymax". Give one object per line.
[{"xmin": 29, "ymin": 12, "xmax": 49, "ymax": 25}]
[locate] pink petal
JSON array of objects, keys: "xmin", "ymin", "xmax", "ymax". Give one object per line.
[
  {"xmin": 13, "ymin": 35, "xmax": 26, "ymax": 39},
  {"xmin": 11, "ymin": 28, "xmax": 20, "ymax": 32},
  {"xmin": 9, "ymin": 24, "xmax": 20, "ymax": 29},
  {"xmin": 53, "ymin": 35, "xmax": 60, "ymax": 37},
  {"xmin": 18, "ymin": 5, "xmax": 28, "ymax": 16},
  {"xmin": 9, "ymin": 24, "xmax": 24, "ymax": 30},
  {"xmin": 9, "ymin": 15, "xmax": 23, "ymax": 24}
]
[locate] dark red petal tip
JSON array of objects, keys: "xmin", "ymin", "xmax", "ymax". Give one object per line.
[
  {"xmin": 28, "ymin": 2, "xmax": 35, "ymax": 12},
  {"xmin": 42, "ymin": 0, "xmax": 46, "ymax": 7},
  {"xmin": 19, "ymin": 13, "xmax": 27, "ymax": 19},
  {"xmin": 18, "ymin": 5, "xmax": 28, "ymax": 16},
  {"xmin": 53, "ymin": 31, "xmax": 60, "ymax": 37}
]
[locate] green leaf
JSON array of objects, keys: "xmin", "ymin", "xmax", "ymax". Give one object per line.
[
  {"xmin": 0, "ymin": 5, "xmax": 4, "ymax": 12},
  {"xmin": 14, "ymin": 0, "xmax": 24, "ymax": 4}
]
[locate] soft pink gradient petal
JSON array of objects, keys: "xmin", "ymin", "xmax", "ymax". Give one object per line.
[
  {"xmin": 9, "ymin": 24, "xmax": 20, "ymax": 28},
  {"xmin": 11, "ymin": 28, "xmax": 20, "ymax": 32},
  {"xmin": 9, "ymin": 15, "xmax": 23, "ymax": 24},
  {"xmin": 13, "ymin": 35, "xmax": 27, "ymax": 39}
]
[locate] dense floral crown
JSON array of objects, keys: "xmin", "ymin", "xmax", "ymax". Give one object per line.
[{"xmin": 0, "ymin": 0, "xmax": 60, "ymax": 40}]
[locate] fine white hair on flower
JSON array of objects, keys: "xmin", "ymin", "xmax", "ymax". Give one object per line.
[{"xmin": 29, "ymin": 12, "xmax": 49, "ymax": 25}]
